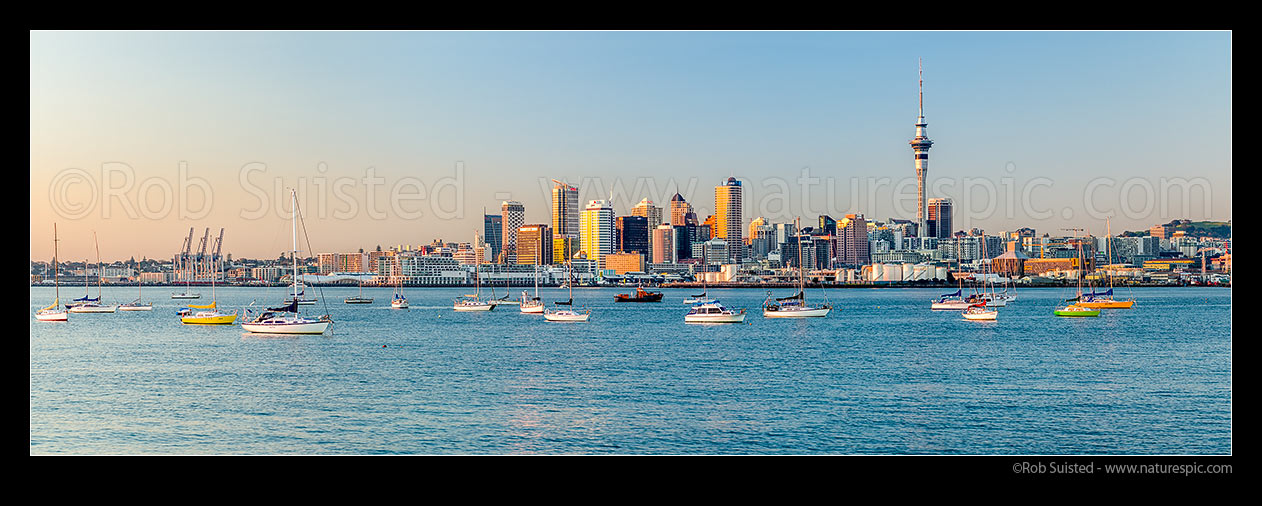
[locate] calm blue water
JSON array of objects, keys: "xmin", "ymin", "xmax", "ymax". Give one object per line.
[{"xmin": 29, "ymin": 285, "xmax": 1231, "ymax": 455}]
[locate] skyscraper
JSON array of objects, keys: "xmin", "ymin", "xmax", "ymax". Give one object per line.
[
  {"xmin": 669, "ymin": 193, "xmax": 694, "ymax": 227},
  {"xmin": 580, "ymin": 199, "xmax": 614, "ymax": 270},
  {"xmin": 836, "ymin": 213, "xmax": 870, "ymax": 267},
  {"xmin": 714, "ymin": 176, "xmax": 744, "ymax": 264},
  {"xmin": 551, "ymin": 180, "xmax": 579, "ymax": 262},
  {"xmin": 516, "ymin": 224, "xmax": 552, "ymax": 266},
  {"xmin": 927, "ymin": 198, "xmax": 953, "ymax": 239},
  {"xmin": 909, "ymin": 59, "xmax": 934, "ymax": 237},
  {"xmin": 482, "ymin": 214, "xmax": 502, "ymax": 264},
  {"xmin": 501, "ymin": 200, "xmax": 525, "ymax": 264},
  {"xmin": 652, "ymin": 224, "xmax": 675, "ymax": 264},
  {"xmin": 818, "ymin": 215, "xmax": 837, "ymax": 236},
  {"xmin": 748, "ymin": 216, "xmax": 766, "ymax": 246},
  {"xmin": 616, "ymin": 215, "xmax": 649, "ymax": 255},
  {"xmin": 631, "ymin": 198, "xmax": 662, "ymax": 229},
  {"xmin": 632, "ymin": 198, "xmax": 662, "ymax": 259}
]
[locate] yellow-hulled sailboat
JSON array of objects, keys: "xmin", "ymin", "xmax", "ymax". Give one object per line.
[{"xmin": 177, "ymin": 249, "xmax": 237, "ymax": 325}]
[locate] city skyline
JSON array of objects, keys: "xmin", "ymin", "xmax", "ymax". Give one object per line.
[{"xmin": 30, "ymin": 31, "xmax": 1231, "ymax": 261}]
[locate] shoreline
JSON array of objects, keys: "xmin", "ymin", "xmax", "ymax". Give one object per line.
[{"xmin": 30, "ymin": 281, "xmax": 1231, "ymax": 289}]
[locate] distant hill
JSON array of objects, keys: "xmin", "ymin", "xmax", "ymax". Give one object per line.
[{"xmin": 1121, "ymin": 220, "xmax": 1231, "ymax": 239}]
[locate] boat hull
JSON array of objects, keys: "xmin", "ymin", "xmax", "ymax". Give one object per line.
[
  {"xmin": 1075, "ymin": 299, "xmax": 1135, "ymax": 309},
  {"xmin": 241, "ymin": 320, "xmax": 330, "ymax": 334},
  {"xmin": 930, "ymin": 301, "xmax": 972, "ymax": 310},
  {"xmin": 544, "ymin": 311, "xmax": 589, "ymax": 322},
  {"xmin": 181, "ymin": 313, "xmax": 238, "ymax": 325},
  {"xmin": 685, "ymin": 313, "xmax": 746, "ymax": 323},
  {"xmin": 963, "ymin": 311, "xmax": 998, "ymax": 321},
  {"xmin": 171, "ymin": 294, "xmax": 201, "ymax": 299},
  {"xmin": 391, "ymin": 301, "xmax": 409, "ymax": 309},
  {"xmin": 119, "ymin": 305, "xmax": 153, "ymax": 311},
  {"xmin": 35, "ymin": 311, "xmax": 69, "ymax": 321},
  {"xmin": 1054, "ymin": 307, "xmax": 1100, "ymax": 317},
  {"xmin": 520, "ymin": 303, "xmax": 544, "ymax": 314},
  {"xmin": 344, "ymin": 298, "xmax": 374, "ymax": 304},
  {"xmin": 68, "ymin": 305, "xmax": 118, "ymax": 313},
  {"xmin": 763, "ymin": 306, "xmax": 831, "ymax": 318},
  {"xmin": 453, "ymin": 303, "xmax": 495, "ymax": 311}
]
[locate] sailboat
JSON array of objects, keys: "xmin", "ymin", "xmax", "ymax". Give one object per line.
[
  {"xmin": 171, "ymin": 252, "xmax": 200, "ymax": 299},
  {"xmin": 390, "ymin": 262, "xmax": 408, "ymax": 309},
  {"xmin": 962, "ymin": 301, "xmax": 998, "ymax": 320},
  {"xmin": 544, "ymin": 261, "xmax": 589, "ymax": 321},
  {"xmin": 1054, "ymin": 229, "xmax": 1101, "ymax": 317},
  {"xmin": 35, "ymin": 224, "xmax": 69, "ymax": 322},
  {"xmin": 931, "ymin": 255, "xmax": 971, "ymax": 310},
  {"xmin": 178, "ymin": 240, "xmax": 237, "ymax": 325},
  {"xmin": 453, "ymin": 233, "xmax": 495, "ymax": 311},
  {"xmin": 345, "ymin": 277, "xmax": 373, "ymax": 304},
  {"xmin": 967, "ymin": 240, "xmax": 1005, "ymax": 308},
  {"xmin": 1076, "ymin": 219, "xmax": 1136, "ymax": 309},
  {"xmin": 763, "ymin": 219, "xmax": 831, "ymax": 318},
  {"xmin": 682, "ymin": 247, "xmax": 714, "ymax": 304},
  {"xmin": 520, "ymin": 261, "xmax": 543, "ymax": 314},
  {"xmin": 68, "ymin": 233, "xmax": 117, "ymax": 313},
  {"xmin": 242, "ymin": 189, "xmax": 333, "ymax": 334},
  {"xmin": 119, "ymin": 263, "xmax": 153, "ymax": 311}
]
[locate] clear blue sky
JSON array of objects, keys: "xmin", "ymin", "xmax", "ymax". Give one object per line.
[{"xmin": 30, "ymin": 31, "xmax": 1231, "ymax": 260}]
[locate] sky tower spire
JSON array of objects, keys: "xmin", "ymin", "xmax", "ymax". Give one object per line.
[{"xmin": 909, "ymin": 58, "xmax": 934, "ymax": 238}]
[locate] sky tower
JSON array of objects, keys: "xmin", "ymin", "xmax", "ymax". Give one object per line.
[{"xmin": 909, "ymin": 58, "xmax": 934, "ymax": 238}]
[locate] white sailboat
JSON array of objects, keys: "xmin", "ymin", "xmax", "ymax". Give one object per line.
[
  {"xmin": 454, "ymin": 233, "xmax": 495, "ymax": 311},
  {"xmin": 763, "ymin": 219, "xmax": 831, "ymax": 318},
  {"xmin": 171, "ymin": 247, "xmax": 200, "ymax": 299},
  {"xmin": 68, "ymin": 233, "xmax": 117, "ymax": 313},
  {"xmin": 241, "ymin": 189, "xmax": 332, "ymax": 334},
  {"xmin": 544, "ymin": 262, "xmax": 589, "ymax": 321},
  {"xmin": 345, "ymin": 277, "xmax": 374, "ymax": 304},
  {"xmin": 930, "ymin": 256, "xmax": 970, "ymax": 310},
  {"xmin": 119, "ymin": 264, "xmax": 153, "ymax": 311},
  {"xmin": 520, "ymin": 262, "xmax": 543, "ymax": 314},
  {"xmin": 390, "ymin": 264, "xmax": 408, "ymax": 309},
  {"xmin": 35, "ymin": 223, "xmax": 69, "ymax": 322}
]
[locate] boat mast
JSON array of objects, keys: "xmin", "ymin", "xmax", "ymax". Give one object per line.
[
  {"xmin": 291, "ymin": 189, "xmax": 300, "ymax": 313},
  {"xmin": 94, "ymin": 232, "xmax": 102, "ymax": 299},
  {"xmin": 797, "ymin": 217, "xmax": 805, "ymax": 300},
  {"xmin": 53, "ymin": 223, "xmax": 59, "ymax": 302}
]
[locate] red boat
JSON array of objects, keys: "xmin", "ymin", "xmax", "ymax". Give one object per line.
[{"xmin": 614, "ymin": 286, "xmax": 664, "ymax": 302}]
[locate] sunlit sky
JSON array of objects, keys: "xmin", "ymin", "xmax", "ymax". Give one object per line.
[{"xmin": 30, "ymin": 31, "xmax": 1231, "ymax": 261}]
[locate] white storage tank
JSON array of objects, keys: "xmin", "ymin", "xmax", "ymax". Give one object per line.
[{"xmin": 882, "ymin": 263, "xmax": 901, "ymax": 282}]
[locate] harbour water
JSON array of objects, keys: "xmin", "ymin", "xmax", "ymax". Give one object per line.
[{"xmin": 29, "ymin": 286, "xmax": 1231, "ymax": 455}]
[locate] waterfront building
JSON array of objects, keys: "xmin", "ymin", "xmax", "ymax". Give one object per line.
[
  {"xmin": 616, "ymin": 215, "xmax": 649, "ymax": 255},
  {"xmin": 317, "ymin": 252, "xmax": 368, "ymax": 275},
  {"xmin": 605, "ymin": 252, "xmax": 645, "ymax": 275},
  {"xmin": 714, "ymin": 176, "xmax": 744, "ymax": 265},
  {"xmin": 483, "ymin": 214, "xmax": 502, "ymax": 264},
  {"xmin": 580, "ymin": 199, "xmax": 615, "ymax": 270},
  {"xmin": 835, "ymin": 213, "xmax": 870, "ymax": 267},
  {"xmin": 652, "ymin": 224, "xmax": 675, "ymax": 264},
  {"xmin": 501, "ymin": 200, "xmax": 525, "ymax": 264},
  {"xmin": 516, "ymin": 224, "xmax": 553, "ymax": 266},
  {"xmin": 669, "ymin": 193, "xmax": 695, "ymax": 227},
  {"xmin": 551, "ymin": 180, "xmax": 580, "ymax": 262},
  {"xmin": 926, "ymin": 198, "xmax": 953, "ymax": 239},
  {"xmin": 818, "ymin": 215, "xmax": 837, "ymax": 236}
]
